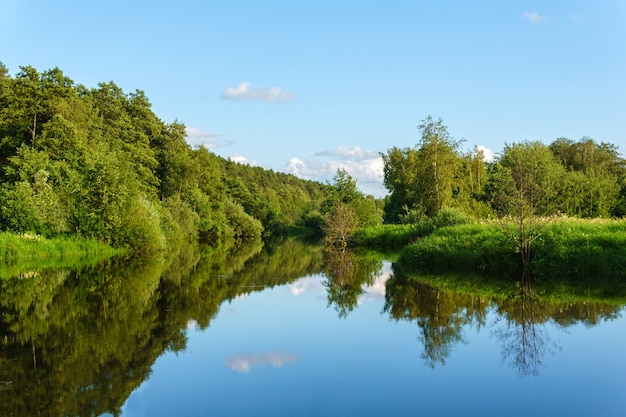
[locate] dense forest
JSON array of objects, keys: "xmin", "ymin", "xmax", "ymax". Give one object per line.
[
  {"xmin": 1, "ymin": 64, "xmax": 624, "ymax": 257},
  {"xmin": 0, "ymin": 64, "xmax": 329, "ymax": 253}
]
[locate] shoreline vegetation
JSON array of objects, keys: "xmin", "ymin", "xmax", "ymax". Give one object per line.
[
  {"xmin": 0, "ymin": 64, "xmax": 624, "ymax": 283},
  {"xmin": 0, "ymin": 231, "xmax": 122, "ymax": 260},
  {"xmin": 0, "ymin": 231, "xmax": 123, "ymax": 278},
  {"xmin": 0, "ymin": 64, "xmax": 329, "ymax": 258},
  {"xmin": 355, "ymin": 213, "xmax": 626, "ymax": 281}
]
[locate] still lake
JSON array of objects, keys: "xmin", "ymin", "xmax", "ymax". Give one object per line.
[{"xmin": 1, "ymin": 239, "xmax": 625, "ymax": 416}]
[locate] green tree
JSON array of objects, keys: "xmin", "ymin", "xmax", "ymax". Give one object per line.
[
  {"xmin": 455, "ymin": 146, "xmax": 492, "ymax": 216},
  {"xmin": 320, "ymin": 169, "xmax": 382, "ymax": 247},
  {"xmin": 381, "ymin": 146, "xmax": 420, "ymax": 222},
  {"xmin": 0, "ymin": 146, "xmax": 68, "ymax": 235},
  {"xmin": 382, "ymin": 116, "xmax": 463, "ymax": 221},
  {"xmin": 321, "ymin": 168, "xmax": 382, "ymax": 229},
  {"xmin": 321, "ymin": 168, "xmax": 361, "ymax": 212},
  {"xmin": 550, "ymin": 137, "xmax": 625, "ymax": 217},
  {"xmin": 414, "ymin": 116, "xmax": 463, "ymax": 216},
  {"xmin": 91, "ymin": 82, "xmax": 159, "ymax": 196},
  {"xmin": 486, "ymin": 141, "xmax": 565, "ymax": 266},
  {"xmin": 0, "ymin": 63, "xmax": 334, "ymax": 251},
  {"xmin": 322, "ymin": 203, "xmax": 357, "ymax": 248}
]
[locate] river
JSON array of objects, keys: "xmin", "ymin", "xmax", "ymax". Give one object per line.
[{"xmin": 1, "ymin": 239, "xmax": 625, "ymax": 416}]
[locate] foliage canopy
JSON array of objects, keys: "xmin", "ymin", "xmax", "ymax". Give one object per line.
[{"xmin": 0, "ymin": 65, "xmax": 331, "ymax": 253}]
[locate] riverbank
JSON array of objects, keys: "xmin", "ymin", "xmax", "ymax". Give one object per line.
[
  {"xmin": 0, "ymin": 232, "xmax": 123, "ymax": 277},
  {"xmin": 356, "ymin": 217, "xmax": 626, "ymax": 280}
]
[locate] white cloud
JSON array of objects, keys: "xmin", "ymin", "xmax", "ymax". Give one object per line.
[
  {"xmin": 285, "ymin": 145, "xmax": 386, "ymax": 197},
  {"xmin": 221, "ymin": 82, "xmax": 296, "ymax": 102},
  {"xmin": 185, "ymin": 126, "xmax": 219, "ymax": 149},
  {"xmin": 229, "ymin": 154, "xmax": 248, "ymax": 164},
  {"xmin": 315, "ymin": 145, "xmax": 379, "ymax": 160},
  {"xmin": 523, "ymin": 12, "xmax": 548, "ymax": 24},
  {"xmin": 571, "ymin": 15, "xmax": 584, "ymax": 23},
  {"xmin": 475, "ymin": 145, "xmax": 496, "ymax": 163},
  {"xmin": 228, "ymin": 154, "xmax": 259, "ymax": 166},
  {"xmin": 226, "ymin": 352, "xmax": 298, "ymax": 373}
]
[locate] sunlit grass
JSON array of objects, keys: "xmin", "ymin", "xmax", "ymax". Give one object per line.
[
  {"xmin": 353, "ymin": 224, "xmax": 429, "ymax": 250},
  {"xmin": 354, "ymin": 208, "xmax": 475, "ymax": 250},
  {"xmin": 0, "ymin": 232, "xmax": 123, "ymax": 278},
  {"xmin": 398, "ymin": 222, "xmax": 518, "ymax": 274},
  {"xmin": 532, "ymin": 217, "xmax": 626, "ymax": 279},
  {"xmin": 395, "ymin": 217, "xmax": 626, "ymax": 280}
]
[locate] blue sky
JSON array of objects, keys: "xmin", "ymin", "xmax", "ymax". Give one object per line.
[{"xmin": 1, "ymin": 1, "xmax": 624, "ymax": 196}]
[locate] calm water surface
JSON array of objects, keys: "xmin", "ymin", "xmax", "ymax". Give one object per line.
[{"xmin": 1, "ymin": 240, "xmax": 625, "ymax": 416}]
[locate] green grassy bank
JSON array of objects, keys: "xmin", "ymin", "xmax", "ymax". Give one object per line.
[
  {"xmin": 353, "ymin": 208, "xmax": 474, "ymax": 251},
  {"xmin": 358, "ymin": 216, "xmax": 626, "ymax": 280},
  {"xmin": 0, "ymin": 232, "xmax": 123, "ymax": 277}
]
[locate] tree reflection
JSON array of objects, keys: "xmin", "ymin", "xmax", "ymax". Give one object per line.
[
  {"xmin": 384, "ymin": 267, "xmax": 490, "ymax": 367},
  {"xmin": 0, "ymin": 258, "xmax": 166, "ymax": 416},
  {"xmin": 322, "ymin": 247, "xmax": 382, "ymax": 318},
  {"xmin": 492, "ymin": 269, "xmax": 558, "ymax": 377},
  {"xmin": 384, "ymin": 266, "xmax": 625, "ymax": 372},
  {"xmin": 0, "ymin": 238, "xmax": 324, "ymax": 416}
]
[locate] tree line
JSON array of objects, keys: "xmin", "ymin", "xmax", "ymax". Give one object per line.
[
  {"xmin": 2, "ymin": 64, "xmax": 623, "ymax": 255},
  {"xmin": 382, "ymin": 115, "xmax": 626, "ymax": 223},
  {"xmin": 0, "ymin": 64, "xmax": 329, "ymax": 253}
]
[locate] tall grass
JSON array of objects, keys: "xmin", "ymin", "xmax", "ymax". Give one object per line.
[
  {"xmin": 352, "ymin": 223, "xmax": 431, "ymax": 250},
  {"xmin": 395, "ymin": 217, "xmax": 626, "ymax": 282},
  {"xmin": 0, "ymin": 232, "xmax": 123, "ymax": 277},
  {"xmin": 397, "ymin": 222, "xmax": 519, "ymax": 274},
  {"xmin": 531, "ymin": 218, "xmax": 626, "ymax": 280},
  {"xmin": 354, "ymin": 207, "xmax": 475, "ymax": 251}
]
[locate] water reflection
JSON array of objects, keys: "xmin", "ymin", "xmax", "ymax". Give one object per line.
[
  {"xmin": 384, "ymin": 265, "xmax": 625, "ymax": 375},
  {"xmin": 491, "ymin": 270, "xmax": 558, "ymax": 376},
  {"xmin": 0, "ymin": 258, "xmax": 166, "ymax": 416},
  {"xmin": 322, "ymin": 247, "xmax": 382, "ymax": 318},
  {"xmin": 384, "ymin": 268, "xmax": 489, "ymax": 367},
  {"xmin": 226, "ymin": 352, "xmax": 298, "ymax": 373},
  {"xmin": 0, "ymin": 238, "xmax": 323, "ymax": 417},
  {"xmin": 0, "ymin": 240, "xmax": 624, "ymax": 416}
]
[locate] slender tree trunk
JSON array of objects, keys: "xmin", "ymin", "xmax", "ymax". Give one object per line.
[
  {"xmin": 32, "ymin": 339, "xmax": 37, "ymax": 369},
  {"xmin": 28, "ymin": 113, "xmax": 37, "ymax": 146}
]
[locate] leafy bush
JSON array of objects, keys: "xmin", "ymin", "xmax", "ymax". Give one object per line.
[
  {"xmin": 224, "ymin": 199, "xmax": 264, "ymax": 242},
  {"xmin": 432, "ymin": 207, "xmax": 474, "ymax": 229},
  {"xmin": 120, "ymin": 196, "xmax": 167, "ymax": 254}
]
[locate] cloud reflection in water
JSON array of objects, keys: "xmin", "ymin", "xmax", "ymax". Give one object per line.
[{"xmin": 226, "ymin": 352, "xmax": 298, "ymax": 373}]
